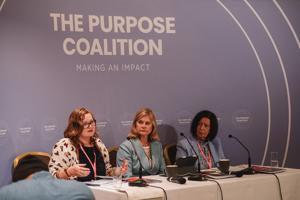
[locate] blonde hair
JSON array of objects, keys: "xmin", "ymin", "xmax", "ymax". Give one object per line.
[
  {"xmin": 64, "ymin": 107, "xmax": 99, "ymax": 147},
  {"xmin": 127, "ymin": 107, "xmax": 160, "ymax": 142}
]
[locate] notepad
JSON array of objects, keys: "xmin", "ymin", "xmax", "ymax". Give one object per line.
[{"xmin": 204, "ymin": 172, "xmax": 236, "ymax": 179}]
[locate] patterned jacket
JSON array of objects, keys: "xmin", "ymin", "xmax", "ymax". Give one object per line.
[{"xmin": 49, "ymin": 138, "xmax": 112, "ymax": 179}]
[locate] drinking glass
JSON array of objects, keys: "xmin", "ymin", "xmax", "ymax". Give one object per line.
[
  {"xmin": 270, "ymin": 152, "xmax": 279, "ymax": 167},
  {"xmin": 113, "ymin": 167, "xmax": 123, "ymax": 189}
]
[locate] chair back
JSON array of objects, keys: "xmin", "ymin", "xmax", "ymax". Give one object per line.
[
  {"xmin": 12, "ymin": 151, "xmax": 51, "ymax": 177},
  {"xmin": 108, "ymin": 146, "xmax": 119, "ymax": 167},
  {"xmin": 163, "ymin": 143, "xmax": 177, "ymax": 165}
]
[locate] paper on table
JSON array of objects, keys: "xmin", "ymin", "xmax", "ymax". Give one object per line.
[
  {"xmin": 85, "ymin": 178, "xmax": 114, "ymax": 186},
  {"xmin": 204, "ymin": 172, "xmax": 236, "ymax": 179},
  {"xmin": 252, "ymin": 165, "xmax": 286, "ymax": 174}
]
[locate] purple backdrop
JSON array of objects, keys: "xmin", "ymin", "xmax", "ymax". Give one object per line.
[{"xmin": 0, "ymin": 0, "xmax": 299, "ymax": 186}]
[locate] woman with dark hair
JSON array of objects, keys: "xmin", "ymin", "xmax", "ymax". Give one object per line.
[
  {"xmin": 116, "ymin": 107, "xmax": 165, "ymax": 178},
  {"xmin": 0, "ymin": 155, "xmax": 94, "ymax": 199},
  {"xmin": 49, "ymin": 107, "xmax": 126, "ymax": 181},
  {"xmin": 176, "ymin": 110, "xmax": 225, "ymax": 169}
]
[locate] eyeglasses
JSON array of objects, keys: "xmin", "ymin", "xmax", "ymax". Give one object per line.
[{"xmin": 83, "ymin": 121, "xmax": 96, "ymax": 129}]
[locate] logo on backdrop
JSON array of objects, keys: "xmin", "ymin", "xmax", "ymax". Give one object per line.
[
  {"xmin": 0, "ymin": 120, "xmax": 8, "ymax": 137},
  {"xmin": 232, "ymin": 110, "xmax": 252, "ymax": 129},
  {"xmin": 41, "ymin": 118, "xmax": 58, "ymax": 136},
  {"xmin": 17, "ymin": 119, "xmax": 34, "ymax": 135},
  {"xmin": 49, "ymin": 13, "xmax": 176, "ymax": 56},
  {"xmin": 49, "ymin": 13, "xmax": 176, "ymax": 72}
]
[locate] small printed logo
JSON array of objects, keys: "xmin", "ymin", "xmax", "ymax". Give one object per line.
[
  {"xmin": 96, "ymin": 121, "xmax": 108, "ymax": 128},
  {"xmin": 177, "ymin": 118, "xmax": 192, "ymax": 125},
  {"xmin": 156, "ymin": 119, "xmax": 163, "ymax": 125},
  {"xmin": 0, "ymin": 129, "xmax": 7, "ymax": 136},
  {"xmin": 19, "ymin": 127, "xmax": 32, "ymax": 134},
  {"xmin": 44, "ymin": 125, "xmax": 56, "ymax": 132},
  {"xmin": 232, "ymin": 110, "xmax": 252, "ymax": 129},
  {"xmin": 120, "ymin": 120, "xmax": 133, "ymax": 126}
]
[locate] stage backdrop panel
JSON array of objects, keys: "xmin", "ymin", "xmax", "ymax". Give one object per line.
[{"xmin": 0, "ymin": 0, "xmax": 299, "ymax": 186}]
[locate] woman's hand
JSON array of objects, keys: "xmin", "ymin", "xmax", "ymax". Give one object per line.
[
  {"xmin": 120, "ymin": 159, "xmax": 128, "ymax": 175},
  {"xmin": 68, "ymin": 164, "xmax": 90, "ymax": 177}
]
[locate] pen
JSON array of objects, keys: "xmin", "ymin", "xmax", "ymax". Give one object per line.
[{"xmin": 85, "ymin": 183, "xmax": 101, "ymax": 186}]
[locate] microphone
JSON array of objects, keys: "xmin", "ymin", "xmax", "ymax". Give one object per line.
[
  {"xmin": 180, "ymin": 133, "xmax": 201, "ymax": 173},
  {"xmin": 127, "ymin": 139, "xmax": 148, "ymax": 186},
  {"xmin": 167, "ymin": 176, "xmax": 186, "ymax": 184},
  {"xmin": 180, "ymin": 133, "xmax": 203, "ymax": 181},
  {"xmin": 228, "ymin": 134, "xmax": 254, "ymax": 174},
  {"xmin": 230, "ymin": 170, "xmax": 244, "ymax": 177}
]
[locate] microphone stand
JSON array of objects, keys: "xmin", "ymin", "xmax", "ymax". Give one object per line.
[
  {"xmin": 139, "ymin": 162, "xmax": 142, "ymax": 179},
  {"xmin": 228, "ymin": 134, "xmax": 255, "ymax": 175},
  {"xmin": 180, "ymin": 133, "xmax": 204, "ymax": 181},
  {"xmin": 128, "ymin": 139, "xmax": 148, "ymax": 186}
]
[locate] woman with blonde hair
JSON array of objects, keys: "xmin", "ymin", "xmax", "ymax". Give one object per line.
[{"xmin": 116, "ymin": 107, "xmax": 165, "ymax": 178}]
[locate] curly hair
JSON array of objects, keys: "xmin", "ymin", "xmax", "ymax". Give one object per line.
[
  {"xmin": 190, "ymin": 110, "xmax": 218, "ymax": 141},
  {"xmin": 64, "ymin": 107, "xmax": 99, "ymax": 147}
]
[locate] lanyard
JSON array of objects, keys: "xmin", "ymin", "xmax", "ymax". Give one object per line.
[
  {"xmin": 197, "ymin": 143, "xmax": 212, "ymax": 169},
  {"xmin": 80, "ymin": 144, "xmax": 97, "ymax": 177}
]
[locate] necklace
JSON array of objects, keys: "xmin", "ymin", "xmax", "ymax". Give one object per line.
[{"xmin": 143, "ymin": 145, "xmax": 153, "ymax": 169}]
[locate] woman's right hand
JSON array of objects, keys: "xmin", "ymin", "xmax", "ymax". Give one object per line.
[
  {"xmin": 120, "ymin": 159, "xmax": 128, "ymax": 175},
  {"xmin": 68, "ymin": 164, "xmax": 90, "ymax": 177}
]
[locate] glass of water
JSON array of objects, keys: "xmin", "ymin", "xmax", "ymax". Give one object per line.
[
  {"xmin": 270, "ymin": 152, "xmax": 279, "ymax": 167},
  {"xmin": 113, "ymin": 167, "xmax": 123, "ymax": 189}
]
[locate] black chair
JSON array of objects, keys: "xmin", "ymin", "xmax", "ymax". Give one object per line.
[
  {"xmin": 108, "ymin": 146, "xmax": 119, "ymax": 167},
  {"xmin": 163, "ymin": 143, "xmax": 177, "ymax": 165}
]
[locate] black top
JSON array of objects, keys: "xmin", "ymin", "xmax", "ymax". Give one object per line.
[{"xmin": 77, "ymin": 146, "xmax": 106, "ymax": 182}]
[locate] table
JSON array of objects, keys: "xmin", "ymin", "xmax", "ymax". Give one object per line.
[{"xmin": 90, "ymin": 167, "xmax": 300, "ymax": 200}]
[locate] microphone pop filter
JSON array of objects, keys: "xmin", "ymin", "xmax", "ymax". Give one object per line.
[
  {"xmin": 168, "ymin": 177, "xmax": 186, "ymax": 184},
  {"xmin": 177, "ymin": 177, "xmax": 186, "ymax": 184}
]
